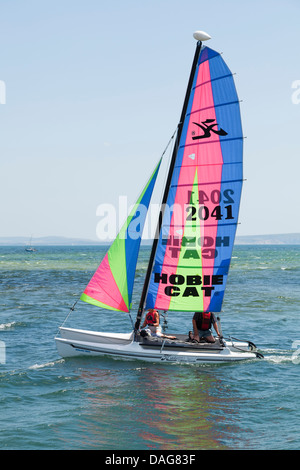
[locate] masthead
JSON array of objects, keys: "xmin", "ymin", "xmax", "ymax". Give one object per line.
[{"xmin": 193, "ymin": 31, "xmax": 211, "ymax": 42}]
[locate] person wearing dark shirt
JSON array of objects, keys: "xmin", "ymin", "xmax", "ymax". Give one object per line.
[{"xmin": 190, "ymin": 311, "xmax": 221, "ymax": 343}]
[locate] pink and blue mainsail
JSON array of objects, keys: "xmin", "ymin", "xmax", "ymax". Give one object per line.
[
  {"xmin": 145, "ymin": 46, "xmax": 243, "ymax": 313},
  {"xmin": 81, "ymin": 44, "xmax": 243, "ymax": 318}
]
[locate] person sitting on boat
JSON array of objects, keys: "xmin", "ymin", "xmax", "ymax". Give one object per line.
[
  {"xmin": 190, "ymin": 311, "xmax": 221, "ymax": 343},
  {"xmin": 141, "ymin": 309, "xmax": 176, "ymax": 340}
]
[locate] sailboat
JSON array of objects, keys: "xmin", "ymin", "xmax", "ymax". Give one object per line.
[
  {"xmin": 55, "ymin": 31, "xmax": 263, "ymax": 363},
  {"xmin": 25, "ymin": 235, "xmax": 37, "ymax": 252}
]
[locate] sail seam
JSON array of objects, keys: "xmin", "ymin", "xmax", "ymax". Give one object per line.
[{"xmin": 171, "ymin": 179, "xmax": 243, "ymax": 186}]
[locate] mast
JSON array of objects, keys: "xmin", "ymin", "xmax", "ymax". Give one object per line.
[{"xmin": 135, "ymin": 32, "xmax": 211, "ymax": 331}]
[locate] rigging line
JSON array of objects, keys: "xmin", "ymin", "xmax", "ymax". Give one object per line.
[
  {"xmin": 58, "ymin": 299, "xmax": 79, "ymax": 331},
  {"xmin": 160, "ymin": 339, "xmax": 167, "ymax": 354},
  {"xmin": 128, "ymin": 313, "xmax": 134, "ymax": 329},
  {"xmin": 156, "ymin": 126, "xmax": 179, "ymax": 212},
  {"xmin": 161, "ymin": 126, "xmax": 178, "ymax": 159},
  {"xmin": 153, "ymin": 136, "xmax": 181, "ymax": 212}
]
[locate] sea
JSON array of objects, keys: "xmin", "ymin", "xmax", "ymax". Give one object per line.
[{"xmin": 0, "ymin": 244, "xmax": 299, "ymax": 451}]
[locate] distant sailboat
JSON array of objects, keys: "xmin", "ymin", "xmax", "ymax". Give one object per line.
[
  {"xmin": 55, "ymin": 31, "xmax": 263, "ymax": 363},
  {"xmin": 25, "ymin": 235, "xmax": 37, "ymax": 252}
]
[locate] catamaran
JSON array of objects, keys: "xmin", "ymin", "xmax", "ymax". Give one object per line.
[{"xmin": 55, "ymin": 31, "xmax": 263, "ymax": 363}]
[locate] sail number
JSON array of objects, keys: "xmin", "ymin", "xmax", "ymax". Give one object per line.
[
  {"xmin": 186, "ymin": 189, "xmax": 235, "ymax": 221},
  {"xmin": 187, "ymin": 189, "xmax": 234, "ymax": 205},
  {"xmin": 186, "ymin": 204, "xmax": 234, "ymax": 221}
]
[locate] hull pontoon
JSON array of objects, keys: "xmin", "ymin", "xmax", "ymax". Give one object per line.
[{"xmin": 55, "ymin": 327, "xmax": 261, "ymax": 363}]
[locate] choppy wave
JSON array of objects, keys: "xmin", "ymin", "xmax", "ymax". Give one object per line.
[
  {"xmin": 265, "ymin": 354, "xmax": 296, "ymax": 364},
  {"xmin": 0, "ymin": 321, "xmax": 18, "ymax": 330},
  {"xmin": 261, "ymin": 346, "xmax": 300, "ymax": 364},
  {"xmin": 28, "ymin": 359, "xmax": 64, "ymax": 370}
]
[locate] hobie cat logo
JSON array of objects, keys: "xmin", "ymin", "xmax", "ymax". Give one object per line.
[
  {"xmin": 192, "ymin": 119, "xmax": 227, "ymax": 139},
  {"xmin": 0, "ymin": 80, "xmax": 6, "ymax": 104}
]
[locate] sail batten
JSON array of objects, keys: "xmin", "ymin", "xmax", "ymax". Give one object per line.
[
  {"xmin": 188, "ymin": 101, "xmax": 240, "ymax": 115},
  {"xmin": 180, "ymin": 137, "xmax": 243, "ymax": 149}
]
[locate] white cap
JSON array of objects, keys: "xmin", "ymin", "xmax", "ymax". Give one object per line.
[{"xmin": 193, "ymin": 31, "xmax": 211, "ymax": 42}]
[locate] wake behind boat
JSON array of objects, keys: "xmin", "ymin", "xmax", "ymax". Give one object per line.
[{"xmin": 55, "ymin": 31, "xmax": 263, "ymax": 364}]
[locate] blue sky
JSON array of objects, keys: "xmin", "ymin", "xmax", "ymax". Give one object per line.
[{"xmin": 0, "ymin": 0, "xmax": 299, "ymax": 240}]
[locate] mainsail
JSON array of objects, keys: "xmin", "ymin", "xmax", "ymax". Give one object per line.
[
  {"xmin": 145, "ymin": 45, "xmax": 243, "ymax": 313},
  {"xmin": 81, "ymin": 159, "xmax": 161, "ymax": 312}
]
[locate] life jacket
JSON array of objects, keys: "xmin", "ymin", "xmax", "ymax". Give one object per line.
[
  {"xmin": 199, "ymin": 312, "xmax": 211, "ymax": 330},
  {"xmin": 146, "ymin": 310, "xmax": 157, "ymax": 325}
]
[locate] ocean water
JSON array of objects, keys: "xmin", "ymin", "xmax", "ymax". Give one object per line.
[{"xmin": 0, "ymin": 244, "xmax": 299, "ymax": 450}]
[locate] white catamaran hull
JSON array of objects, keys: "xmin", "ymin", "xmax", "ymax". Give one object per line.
[{"xmin": 55, "ymin": 327, "xmax": 260, "ymax": 363}]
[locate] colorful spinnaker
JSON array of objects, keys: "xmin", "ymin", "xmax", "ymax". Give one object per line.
[
  {"xmin": 80, "ymin": 159, "xmax": 161, "ymax": 312},
  {"xmin": 145, "ymin": 46, "xmax": 243, "ymax": 312}
]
